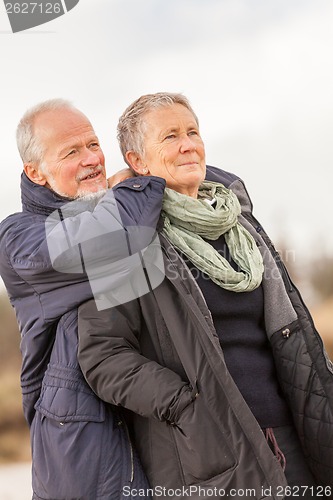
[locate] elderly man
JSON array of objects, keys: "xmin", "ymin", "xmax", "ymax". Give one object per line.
[{"xmin": 0, "ymin": 99, "xmax": 164, "ymax": 499}]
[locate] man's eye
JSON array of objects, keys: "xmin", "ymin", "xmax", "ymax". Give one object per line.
[
  {"xmin": 66, "ymin": 150, "xmax": 76, "ymax": 157},
  {"xmin": 188, "ymin": 130, "xmax": 199, "ymax": 136},
  {"xmin": 89, "ymin": 142, "xmax": 100, "ymax": 149}
]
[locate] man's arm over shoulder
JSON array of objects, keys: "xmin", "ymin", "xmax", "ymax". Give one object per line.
[
  {"xmin": 0, "ymin": 176, "xmax": 165, "ymax": 296},
  {"xmin": 112, "ymin": 175, "xmax": 165, "ymax": 227}
]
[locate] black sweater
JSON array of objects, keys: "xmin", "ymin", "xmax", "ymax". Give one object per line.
[{"xmin": 182, "ymin": 234, "xmax": 292, "ymax": 429}]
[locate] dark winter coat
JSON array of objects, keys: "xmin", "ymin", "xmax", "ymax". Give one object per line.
[
  {"xmin": 0, "ymin": 172, "xmax": 165, "ymax": 500},
  {"xmin": 78, "ymin": 166, "xmax": 333, "ymax": 500}
]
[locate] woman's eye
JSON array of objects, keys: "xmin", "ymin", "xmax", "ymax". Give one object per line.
[
  {"xmin": 66, "ymin": 150, "xmax": 76, "ymax": 157},
  {"xmin": 165, "ymin": 134, "xmax": 176, "ymax": 140},
  {"xmin": 189, "ymin": 130, "xmax": 199, "ymax": 136}
]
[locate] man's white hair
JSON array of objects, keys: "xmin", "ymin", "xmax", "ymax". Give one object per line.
[{"xmin": 16, "ymin": 98, "xmax": 76, "ymax": 165}]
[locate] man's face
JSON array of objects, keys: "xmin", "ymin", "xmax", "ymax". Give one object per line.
[
  {"xmin": 32, "ymin": 108, "xmax": 107, "ymax": 199},
  {"xmin": 139, "ymin": 103, "xmax": 206, "ymax": 197}
]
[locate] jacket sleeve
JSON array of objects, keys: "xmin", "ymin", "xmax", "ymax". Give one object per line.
[
  {"xmin": 2, "ymin": 176, "xmax": 165, "ymax": 295},
  {"xmin": 78, "ymin": 298, "xmax": 194, "ymax": 423}
]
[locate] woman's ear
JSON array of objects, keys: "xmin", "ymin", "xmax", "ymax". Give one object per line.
[
  {"xmin": 125, "ymin": 151, "xmax": 149, "ymax": 175},
  {"xmin": 24, "ymin": 163, "xmax": 47, "ymax": 185}
]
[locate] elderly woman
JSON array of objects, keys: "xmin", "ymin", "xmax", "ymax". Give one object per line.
[{"xmin": 78, "ymin": 93, "xmax": 333, "ymax": 499}]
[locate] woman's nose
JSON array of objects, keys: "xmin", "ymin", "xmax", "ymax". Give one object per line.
[{"xmin": 179, "ymin": 134, "xmax": 196, "ymax": 153}]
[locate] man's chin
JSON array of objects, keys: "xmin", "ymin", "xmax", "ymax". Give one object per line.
[
  {"xmin": 47, "ymin": 177, "xmax": 108, "ymax": 202},
  {"xmin": 76, "ymin": 187, "xmax": 108, "ymax": 202}
]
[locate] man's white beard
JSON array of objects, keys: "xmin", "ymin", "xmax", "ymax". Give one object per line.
[
  {"xmin": 76, "ymin": 188, "xmax": 108, "ymax": 202},
  {"xmin": 46, "ymin": 170, "xmax": 108, "ymax": 203}
]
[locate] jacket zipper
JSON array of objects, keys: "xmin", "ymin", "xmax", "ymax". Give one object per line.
[{"xmin": 119, "ymin": 418, "xmax": 134, "ymax": 483}]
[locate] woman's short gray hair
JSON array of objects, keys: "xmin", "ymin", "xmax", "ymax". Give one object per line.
[
  {"xmin": 16, "ymin": 98, "xmax": 75, "ymax": 165},
  {"xmin": 117, "ymin": 92, "xmax": 199, "ymax": 165}
]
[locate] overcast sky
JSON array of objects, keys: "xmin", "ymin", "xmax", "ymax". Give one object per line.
[{"xmin": 0, "ymin": 0, "xmax": 332, "ymax": 274}]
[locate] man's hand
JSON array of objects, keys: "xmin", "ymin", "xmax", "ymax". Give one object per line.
[{"xmin": 108, "ymin": 168, "xmax": 135, "ymax": 188}]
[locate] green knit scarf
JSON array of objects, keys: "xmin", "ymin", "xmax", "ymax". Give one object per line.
[{"xmin": 162, "ymin": 181, "xmax": 264, "ymax": 292}]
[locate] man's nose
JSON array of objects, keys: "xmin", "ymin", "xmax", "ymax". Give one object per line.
[{"xmin": 80, "ymin": 147, "xmax": 101, "ymax": 167}]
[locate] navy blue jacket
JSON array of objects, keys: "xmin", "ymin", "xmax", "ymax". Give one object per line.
[{"xmin": 0, "ymin": 173, "xmax": 165, "ymax": 499}]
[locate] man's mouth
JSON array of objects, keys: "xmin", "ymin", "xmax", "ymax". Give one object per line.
[{"xmin": 80, "ymin": 169, "xmax": 103, "ymax": 181}]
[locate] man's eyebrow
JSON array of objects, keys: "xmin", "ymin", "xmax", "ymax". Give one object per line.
[
  {"xmin": 58, "ymin": 143, "xmax": 78, "ymax": 157},
  {"xmin": 165, "ymin": 127, "xmax": 179, "ymax": 133},
  {"xmin": 58, "ymin": 135, "xmax": 99, "ymax": 156}
]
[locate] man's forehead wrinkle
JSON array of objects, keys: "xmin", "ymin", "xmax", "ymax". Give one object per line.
[
  {"xmin": 58, "ymin": 130, "xmax": 99, "ymax": 156},
  {"xmin": 34, "ymin": 109, "xmax": 92, "ymax": 132},
  {"xmin": 34, "ymin": 112, "xmax": 96, "ymax": 153}
]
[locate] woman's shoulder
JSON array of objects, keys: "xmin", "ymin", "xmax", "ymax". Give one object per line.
[{"xmin": 205, "ymin": 165, "xmax": 241, "ymax": 187}]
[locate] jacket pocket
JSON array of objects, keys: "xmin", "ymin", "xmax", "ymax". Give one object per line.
[
  {"xmin": 34, "ymin": 363, "xmax": 105, "ymax": 423},
  {"xmin": 31, "ymin": 364, "xmax": 106, "ymax": 499},
  {"xmin": 171, "ymin": 393, "xmax": 237, "ymax": 485}
]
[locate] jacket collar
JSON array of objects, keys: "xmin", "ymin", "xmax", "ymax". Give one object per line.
[{"xmin": 21, "ymin": 172, "xmax": 71, "ymax": 216}]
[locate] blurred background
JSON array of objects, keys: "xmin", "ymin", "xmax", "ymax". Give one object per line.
[{"xmin": 0, "ymin": 0, "xmax": 332, "ymax": 498}]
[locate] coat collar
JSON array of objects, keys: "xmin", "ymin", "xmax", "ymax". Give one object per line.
[{"xmin": 21, "ymin": 172, "xmax": 71, "ymax": 216}]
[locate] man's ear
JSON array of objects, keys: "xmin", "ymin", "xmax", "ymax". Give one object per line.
[
  {"xmin": 125, "ymin": 151, "xmax": 149, "ymax": 175},
  {"xmin": 24, "ymin": 163, "xmax": 47, "ymax": 186}
]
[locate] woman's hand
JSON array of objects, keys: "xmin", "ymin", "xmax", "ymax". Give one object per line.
[{"xmin": 108, "ymin": 168, "xmax": 135, "ymax": 188}]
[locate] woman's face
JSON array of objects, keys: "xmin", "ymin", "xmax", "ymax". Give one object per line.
[{"xmin": 130, "ymin": 103, "xmax": 206, "ymax": 198}]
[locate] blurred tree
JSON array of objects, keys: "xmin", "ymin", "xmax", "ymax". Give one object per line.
[{"xmin": 0, "ymin": 292, "xmax": 30, "ymax": 463}]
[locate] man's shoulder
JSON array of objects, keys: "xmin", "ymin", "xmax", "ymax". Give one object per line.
[
  {"xmin": 0, "ymin": 211, "xmax": 45, "ymax": 242},
  {"xmin": 0, "ymin": 212, "xmax": 21, "ymax": 234}
]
